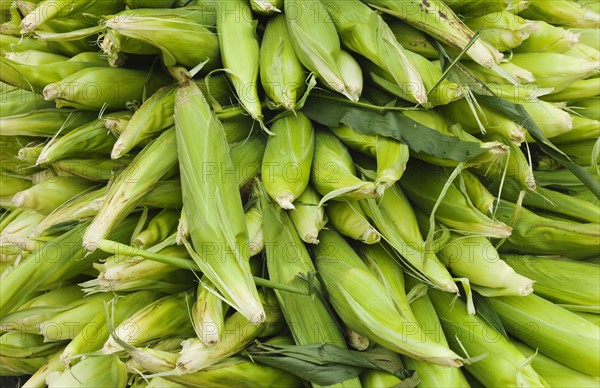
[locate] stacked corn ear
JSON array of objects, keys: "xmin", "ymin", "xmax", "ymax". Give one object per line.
[{"xmin": 1, "ymin": 0, "xmax": 599, "ymax": 386}]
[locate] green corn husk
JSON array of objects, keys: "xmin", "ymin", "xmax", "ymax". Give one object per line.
[
  {"xmin": 103, "ymin": 12, "xmax": 219, "ymax": 70},
  {"xmin": 557, "ymin": 140, "xmax": 600, "ymax": 166},
  {"xmin": 262, "ymin": 112, "xmax": 314, "ymax": 209},
  {"xmin": 60, "ymin": 290, "xmax": 161, "ymax": 366},
  {"xmin": 245, "ymin": 205, "xmax": 263, "ymax": 257},
  {"xmin": 503, "ymin": 255, "xmax": 600, "ymax": 308},
  {"xmin": 401, "ymin": 277, "xmax": 470, "ymax": 388},
  {"xmin": 326, "ymin": 200, "xmax": 380, "ymax": 244},
  {"xmin": 365, "ymin": 53, "xmax": 464, "ymax": 106},
  {"xmin": 36, "ymin": 293, "xmax": 115, "ymax": 342},
  {"xmin": 259, "ymin": 185, "xmax": 363, "ymax": 387},
  {"xmin": 249, "ymin": 0, "xmax": 282, "ymax": 14},
  {"xmin": 15, "ymin": 144, "xmax": 46, "ymax": 168},
  {"xmin": 487, "ymin": 293, "xmax": 600, "ymax": 376},
  {"xmin": 387, "ymin": 19, "xmax": 438, "ymax": 59},
  {"xmin": 103, "ymin": 113, "xmax": 131, "ymax": 136},
  {"xmin": 367, "ymin": 0, "xmax": 506, "ymax": 73},
  {"xmin": 360, "ymin": 370, "xmax": 404, "ymax": 388},
  {"xmin": 0, "ymin": 332, "xmax": 62, "ymax": 359},
  {"xmin": 323, "ymin": 0, "xmax": 427, "ymax": 104},
  {"xmin": 230, "ymin": 135, "xmax": 266, "ymax": 189},
  {"xmin": 174, "ymin": 80, "xmax": 264, "ymax": 324},
  {"xmin": 551, "ymin": 115, "xmax": 599, "ymax": 144},
  {"xmin": 36, "ymin": 119, "xmax": 120, "ymax": 165},
  {"xmin": 83, "ymin": 129, "xmax": 178, "ymax": 250},
  {"xmin": 544, "ymin": 78, "xmax": 600, "ymax": 102},
  {"xmin": 313, "ymin": 228, "xmax": 464, "ymax": 367},
  {"xmin": 103, "ymin": 291, "xmax": 194, "ymax": 354},
  {"xmin": 220, "ymin": 114, "xmax": 253, "ymax": 144},
  {"xmin": 216, "ymin": 0, "xmax": 262, "ymax": 123},
  {"xmin": 474, "ymin": 133, "xmax": 536, "ymax": 190},
  {"xmin": 515, "ymin": 21, "xmax": 579, "ymax": 53},
  {"xmin": 12, "ymin": 176, "xmax": 94, "ymax": 215},
  {"xmin": 0, "ymin": 33, "xmax": 57, "ymax": 53},
  {"xmin": 111, "ymin": 86, "xmax": 176, "ymax": 159},
  {"xmin": 124, "ymin": 0, "xmax": 178, "ymax": 7},
  {"xmin": 360, "ymin": 185, "xmax": 458, "ymax": 293},
  {"xmin": 573, "ymin": 27, "xmax": 600, "ymax": 50},
  {"xmin": 20, "ymin": 0, "xmax": 124, "ymax": 33},
  {"xmin": 490, "ymin": 177, "xmax": 600, "ymax": 223},
  {"xmin": 47, "ymin": 354, "xmax": 127, "ymax": 388},
  {"xmin": 444, "ymin": 0, "xmax": 529, "ymax": 15},
  {"xmin": 494, "ymin": 200, "xmax": 600, "ymax": 259},
  {"xmin": 428, "ymin": 289, "xmax": 549, "ymax": 387},
  {"xmin": 400, "ymin": 162, "xmax": 512, "ymax": 238},
  {"xmin": 52, "ymin": 157, "xmax": 133, "ymax": 181},
  {"xmin": 175, "ymin": 291, "xmax": 283, "ymax": 374},
  {"xmin": 465, "ymin": 11, "xmax": 539, "ymax": 52},
  {"xmin": 460, "ymin": 60, "xmax": 535, "ymax": 84},
  {"xmin": 337, "ymin": 50, "xmax": 363, "ymax": 101},
  {"xmin": 520, "ymin": 0, "xmax": 600, "ymax": 28},
  {"xmin": 0, "ymin": 55, "xmax": 108, "ymax": 93},
  {"xmin": 439, "ymin": 99, "xmax": 527, "ymax": 145},
  {"xmin": 259, "ymin": 14, "xmax": 305, "ymax": 111},
  {"xmin": 139, "ymin": 179, "xmax": 183, "ymax": 209},
  {"xmin": 437, "ymin": 233, "xmax": 533, "ymax": 295},
  {"xmin": 509, "ymin": 52, "xmax": 599, "ymax": 92},
  {"xmin": 329, "ymin": 124, "xmax": 409, "ymax": 193},
  {"xmin": 564, "ymin": 42, "xmax": 600, "ymax": 62},
  {"xmin": 1, "ymin": 109, "xmax": 97, "ymax": 137},
  {"xmin": 132, "ymin": 209, "xmax": 180, "ymax": 248},
  {"xmin": 569, "ymin": 97, "xmax": 600, "ymax": 121},
  {"xmin": 0, "ymin": 209, "xmax": 44, "ymax": 262},
  {"xmin": 513, "ymin": 99, "xmax": 573, "ymax": 140},
  {"xmin": 0, "ymin": 355, "xmax": 48, "ymax": 376},
  {"xmin": 192, "ymin": 276, "xmax": 226, "ymax": 346},
  {"xmin": 0, "ymin": 87, "xmax": 55, "ymax": 117},
  {"xmin": 82, "ymin": 245, "xmax": 191, "ymax": 294},
  {"xmin": 459, "ymin": 170, "xmax": 495, "ymax": 215},
  {"xmin": 0, "ymin": 173, "xmax": 32, "ymax": 197},
  {"xmin": 22, "ymin": 351, "xmax": 64, "ymax": 388},
  {"xmin": 43, "ymin": 67, "xmax": 171, "ymax": 110},
  {"xmin": 311, "ymin": 129, "xmax": 378, "ymax": 204},
  {"xmin": 285, "ymin": 0, "xmax": 353, "ymax": 100},
  {"xmin": 357, "ymin": 243, "xmax": 414, "ymax": 321},
  {"xmin": 287, "ymin": 184, "xmax": 327, "ymax": 244},
  {"xmin": 4, "ymin": 49, "xmax": 67, "ymax": 65},
  {"xmin": 514, "ymin": 340, "xmax": 600, "ymax": 388}
]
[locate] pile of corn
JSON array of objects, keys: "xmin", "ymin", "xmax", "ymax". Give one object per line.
[{"xmin": 1, "ymin": 0, "xmax": 599, "ymax": 386}]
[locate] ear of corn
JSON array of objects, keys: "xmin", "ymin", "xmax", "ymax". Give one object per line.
[
  {"xmin": 284, "ymin": 0, "xmax": 353, "ymax": 100},
  {"xmin": 21, "ymin": 351, "xmax": 64, "ymax": 388},
  {"xmin": 132, "ymin": 209, "xmax": 180, "ymax": 248},
  {"xmin": 487, "ymin": 293, "xmax": 600, "ymax": 376},
  {"xmin": 249, "ymin": 0, "xmax": 282, "ymax": 14},
  {"xmin": 402, "ymin": 277, "xmax": 470, "ymax": 388},
  {"xmin": 503, "ymin": 254, "xmax": 600, "ymax": 308},
  {"xmin": 103, "ymin": 291, "xmax": 195, "ymax": 354},
  {"xmin": 262, "ymin": 112, "xmax": 314, "ymax": 209},
  {"xmin": 428, "ymin": 288, "xmax": 549, "ymax": 387},
  {"xmin": 326, "ymin": 200, "xmax": 380, "ymax": 244},
  {"xmin": 464, "ymin": 11, "xmax": 539, "ymax": 52},
  {"xmin": 104, "ymin": 13, "xmax": 220, "ymax": 70},
  {"xmin": 400, "ymin": 161, "xmax": 513, "ymax": 239},
  {"xmin": 460, "ymin": 60, "xmax": 535, "ymax": 84},
  {"xmin": 12, "ymin": 176, "xmax": 94, "ymax": 215},
  {"xmin": 551, "ymin": 114, "xmax": 599, "ymax": 144},
  {"xmin": 175, "ymin": 291, "xmax": 283, "ymax": 374},
  {"xmin": 323, "ymin": 0, "xmax": 427, "ymax": 104},
  {"xmin": 60, "ymin": 290, "xmax": 162, "ymax": 366},
  {"xmin": 192, "ymin": 276, "xmax": 227, "ymax": 346},
  {"xmin": 1, "ymin": 109, "xmax": 97, "ymax": 137},
  {"xmin": 520, "ymin": 0, "xmax": 600, "ymax": 28},
  {"xmin": 515, "ymin": 21, "xmax": 579, "ymax": 53},
  {"xmin": 387, "ymin": 19, "xmax": 439, "ymax": 59},
  {"xmin": 111, "ymin": 86, "xmax": 176, "ymax": 159},
  {"xmin": 313, "ymin": 228, "xmax": 464, "ymax": 367},
  {"xmin": 229, "ymin": 134, "xmax": 266, "ymax": 189},
  {"xmin": 287, "ymin": 184, "xmax": 327, "ymax": 244},
  {"xmin": 83, "ymin": 129, "xmax": 178, "ymax": 250},
  {"xmin": 513, "ymin": 340, "xmax": 600, "ymax": 388},
  {"xmin": 565, "ymin": 42, "xmax": 600, "ymax": 62},
  {"xmin": 174, "ymin": 80, "xmax": 264, "ymax": 324},
  {"xmin": 459, "ymin": 170, "xmax": 495, "ymax": 215},
  {"xmin": 494, "ymin": 199, "xmax": 600, "ymax": 259},
  {"xmin": 245, "ymin": 205, "xmax": 264, "ymax": 257},
  {"xmin": 216, "ymin": 0, "xmax": 262, "ymax": 123},
  {"xmin": 52, "ymin": 157, "xmax": 133, "ymax": 182},
  {"xmin": 47, "ymin": 355, "xmax": 128, "ymax": 388},
  {"xmin": 367, "ymin": 0, "xmax": 507, "ymax": 76},
  {"xmin": 437, "ymin": 233, "xmax": 534, "ymax": 295},
  {"xmin": 311, "ymin": 128, "xmax": 378, "ymax": 203},
  {"xmin": 259, "ymin": 14, "xmax": 305, "ymax": 111},
  {"xmin": 360, "ymin": 185, "xmax": 458, "ymax": 293},
  {"xmin": 0, "ymin": 87, "xmax": 55, "ymax": 117},
  {"xmin": 329, "ymin": 124, "xmax": 409, "ymax": 193},
  {"xmin": 545, "ymin": 77, "xmax": 600, "ymax": 101},
  {"xmin": 444, "ymin": 0, "xmax": 529, "ymax": 15}
]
